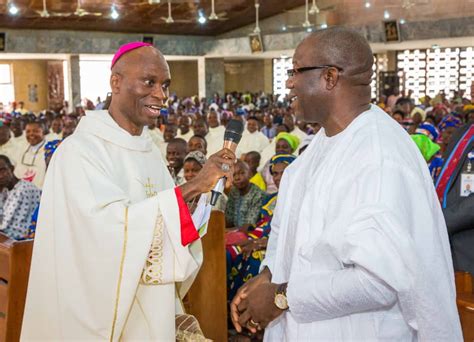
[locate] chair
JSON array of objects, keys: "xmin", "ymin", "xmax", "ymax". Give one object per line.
[
  {"xmin": 455, "ymin": 271, "xmax": 474, "ymax": 341},
  {"xmin": 185, "ymin": 211, "xmax": 228, "ymax": 342},
  {"xmin": 0, "ymin": 233, "xmax": 34, "ymax": 341}
]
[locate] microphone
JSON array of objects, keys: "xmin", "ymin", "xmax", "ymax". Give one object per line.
[{"xmin": 210, "ymin": 119, "xmax": 244, "ymax": 206}]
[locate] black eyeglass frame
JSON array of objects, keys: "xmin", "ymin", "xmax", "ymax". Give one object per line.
[{"xmin": 287, "ymin": 65, "xmax": 343, "ymax": 77}]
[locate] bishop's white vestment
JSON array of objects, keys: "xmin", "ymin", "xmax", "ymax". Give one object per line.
[
  {"xmin": 21, "ymin": 110, "xmax": 202, "ymax": 341},
  {"xmin": 261, "ymin": 105, "xmax": 462, "ymax": 341}
]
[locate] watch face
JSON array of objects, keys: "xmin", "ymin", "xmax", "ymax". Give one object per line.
[{"xmin": 275, "ymin": 294, "xmax": 288, "ymax": 310}]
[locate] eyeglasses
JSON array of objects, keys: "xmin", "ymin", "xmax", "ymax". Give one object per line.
[{"xmin": 287, "ymin": 65, "xmax": 343, "ymax": 77}]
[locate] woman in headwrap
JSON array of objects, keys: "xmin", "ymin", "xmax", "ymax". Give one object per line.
[
  {"xmin": 226, "ymin": 154, "xmax": 296, "ymax": 301},
  {"xmin": 437, "ymin": 114, "xmax": 463, "ymax": 153},
  {"xmin": 261, "ymin": 132, "xmax": 299, "ymax": 193},
  {"xmin": 411, "ymin": 134, "xmax": 442, "ymax": 183},
  {"xmin": 415, "ymin": 123, "xmax": 443, "ymax": 182}
]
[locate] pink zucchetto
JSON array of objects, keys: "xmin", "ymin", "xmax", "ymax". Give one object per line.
[{"xmin": 111, "ymin": 42, "xmax": 152, "ymax": 69}]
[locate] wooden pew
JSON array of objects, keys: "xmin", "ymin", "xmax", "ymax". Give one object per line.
[
  {"xmin": 455, "ymin": 271, "xmax": 474, "ymax": 341},
  {"xmin": 186, "ymin": 211, "xmax": 228, "ymax": 342},
  {"xmin": 0, "ymin": 233, "xmax": 33, "ymax": 342}
]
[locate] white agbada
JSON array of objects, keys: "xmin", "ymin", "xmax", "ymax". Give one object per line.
[
  {"xmin": 22, "ymin": 110, "xmax": 202, "ymax": 341},
  {"xmin": 290, "ymin": 127, "xmax": 308, "ymax": 141},
  {"xmin": 0, "ymin": 138, "xmax": 18, "ymax": 162},
  {"xmin": 259, "ymin": 139, "xmax": 276, "ymax": 169},
  {"xmin": 206, "ymin": 125, "xmax": 226, "ymax": 157},
  {"xmin": 236, "ymin": 130, "xmax": 270, "ymax": 157},
  {"xmin": 12, "ymin": 135, "xmax": 28, "ymax": 152},
  {"xmin": 261, "ymin": 105, "xmax": 462, "ymax": 341},
  {"xmin": 13, "ymin": 141, "xmax": 46, "ymax": 189},
  {"xmin": 177, "ymin": 129, "xmax": 194, "ymax": 142},
  {"xmin": 45, "ymin": 132, "xmax": 62, "ymax": 142}
]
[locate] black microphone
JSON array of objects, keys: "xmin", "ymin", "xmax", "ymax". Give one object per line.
[{"xmin": 210, "ymin": 119, "xmax": 244, "ymax": 206}]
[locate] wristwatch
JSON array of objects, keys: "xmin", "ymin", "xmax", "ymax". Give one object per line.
[{"xmin": 274, "ymin": 283, "xmax": 289, "ymax": 310}]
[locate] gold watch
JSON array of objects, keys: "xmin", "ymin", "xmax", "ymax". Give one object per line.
[{"xmin": 274, "ymin": 283, "xmax": 289, "ymax": 310}]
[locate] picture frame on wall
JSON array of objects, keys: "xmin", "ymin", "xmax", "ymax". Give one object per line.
[
  {"xmin": 249, "ymin": 33, "xmax": 264, "ymax": 53},
  {"xmin": 383, "ymin": 20, "xmax": 400, "ymax": 43},
  {"xmin": 0, "ymin": 33, "xmax": 5, "ymax": 52},
  {"xmin": 143, "ymin": 36, "xmax": 154, "ymax": 45}
]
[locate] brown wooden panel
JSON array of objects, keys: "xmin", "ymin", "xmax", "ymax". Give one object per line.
[
  {"xmin": 458, "ymin": 293, "xmax": 474, "ymax": 342},
  {"xmin": 0, "ymin": 281, "xmax": 8, "ymax": 316},
  {"xmin": 0, "ymin": 253, "xmax": 9, "ymax": 283},
  {"xmin": 455, "ymin": 271, "xmax": 473, "ymax": 294},
  {"xmin": 0, "ymin": 233, "xmax": 34, "ymax": 342},
  {"xmin": 186, "ymin": 211, "xmax": 228, "ymax": 342},
  {"xmin": 455, "ymin": 271, "xmax": 474, "ymax": 342}
]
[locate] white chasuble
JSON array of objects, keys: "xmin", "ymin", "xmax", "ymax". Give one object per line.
[
  {"xmin": 21, "ymin": 110, "xmax": 202, "ymax": 341},
  {"xmin": 261, "ymin": 105, "xmax": 462, "ymax": 341}
]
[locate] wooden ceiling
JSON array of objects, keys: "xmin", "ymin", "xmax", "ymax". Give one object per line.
[{"xmin": 0, "ymin": 0, "xmax": 307, "ymax": 36}]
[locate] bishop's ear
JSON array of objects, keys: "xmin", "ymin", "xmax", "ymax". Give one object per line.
[{"xmin": 110, "ymin": 73, "xmax": 122, "ymax": 95}]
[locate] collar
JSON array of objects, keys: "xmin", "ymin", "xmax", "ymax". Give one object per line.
[
  {"xmin": 78, "ymin": 110, "xmax": 152, "ymax": 152},
  {"xmin": 30, "ymin": 140, "xmax": 45, "ymax": 151}
]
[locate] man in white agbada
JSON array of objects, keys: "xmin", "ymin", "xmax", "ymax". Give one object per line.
[
  {"xmin": 21, "ymin": 42, "xmax": 235, "ymax": 341},
  {"xmin": 283, "ymin": 114, "xmax": 307, "ymax": 142},
  {"xmin": 206, "ymin": 110, "xmax": 226, "ymax": 156},
  {"xmin": 13, "ymin": 121, "xmax": 47, "ymax": 189},
  {"xmin": 231, "ymin": 27, "xmax": 462, "ymax": 341},
  {"xmin": 236, "ymin": 116, "xmax": 270, "ymax": 157}
]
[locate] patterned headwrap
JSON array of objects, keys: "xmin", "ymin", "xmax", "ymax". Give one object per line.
[
  {"xmin": 270, "ymin": 154, "xmax": 297, "ymax": 173},
  {"xmin": 411, "ymin": 134, "xmax": 440, "ymax": 162},
  {"xmin": 275, "ymin": 132, "xmax": 300, "ymax": 153},
  {"xmin": 416, "ymin": 122, "xmax": 440, "ymax": 142},
  {"xmin": 438, "ymin": 114, "xmax": 462, "ymax": 132},
  {"xmin": 184, "ymin": 150, "xmax": 207, "ymax": 166},
  {"xmin": 111, "ymin": 42, "xmax": 152, "ymax": 69},
  {"xmin": 44, "ymin": 139, "xmax": 62, "ymax": 161}
]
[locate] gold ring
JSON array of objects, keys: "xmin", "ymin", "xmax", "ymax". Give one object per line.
[{"xmin": 248, "ymin": 319, "xmax": 259, "ymax": 328}]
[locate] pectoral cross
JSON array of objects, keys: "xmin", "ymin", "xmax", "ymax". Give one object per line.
[{"xmin": 143, "ymin": 177, "xmax": 157, "ymax": 198}]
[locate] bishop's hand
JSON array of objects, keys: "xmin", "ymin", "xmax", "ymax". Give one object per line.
[{"xmin": 179, "ymin": 148, "xmax": 235, "ymax": 202}]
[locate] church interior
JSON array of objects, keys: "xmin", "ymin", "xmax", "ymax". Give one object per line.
[{"xmin": 0, "ymin": 0, "xmax": 473, "ymax": 341}]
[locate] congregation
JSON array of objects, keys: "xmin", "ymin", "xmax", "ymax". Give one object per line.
[{"xmin": 1, "ymin": 83, "xmax": 473, "ymax": 295}]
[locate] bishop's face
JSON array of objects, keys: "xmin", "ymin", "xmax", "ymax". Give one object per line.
[{"xmin": 113, "ymin": 51, "xmax": 171, "ymax": 131}]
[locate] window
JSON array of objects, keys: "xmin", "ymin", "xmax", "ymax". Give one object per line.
[
  {"xmin": 460, "ymin": 47, "xmax": 474, "ymax": 100},
  {"xmin": 273, "ymin": 57, "xmax": 293, "ymax": 102},
  {"xmin": 397, "ymin": 49, "xmax": 427, "ymax": 101},
  {"xmin": 397, "ymin": 46, "xmax": 474, "ymax": 101},
  {"xmin": 371, "ymin": 54, "xmax": 388, "ymax": 100},
  {"xmin": 79, "ymin": 58, "xmax": 113, "ymax": 104},
  {"xmin": 426, "ymin": 47, "xmax": 460, "ymax": 98},
  {"xmin": 0, "ymin": 64, "xmax": 14, "ymax": 107}
]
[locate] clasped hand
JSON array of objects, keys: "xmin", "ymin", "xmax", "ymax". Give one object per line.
[{"xmin": 230, "ymin": 269, "xmax": 284, "ymax": 334}]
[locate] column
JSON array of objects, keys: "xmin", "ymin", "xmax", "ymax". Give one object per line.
[
  {"xmin": 68, "ymin": 55, "xmax": 81, "ymax": 109},
  {"xmin": 205, "ymin": 58, "xmax": 225, "ymax": 100}
]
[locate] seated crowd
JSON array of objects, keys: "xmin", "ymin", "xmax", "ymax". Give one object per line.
[{"xmin": 0, "ymin": 88, "xmax": 473, "ymax": 308}]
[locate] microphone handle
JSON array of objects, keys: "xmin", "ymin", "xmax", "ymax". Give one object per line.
[
  {"xmin": 210, "ymin": 177, "xmax": 226, "ymax": 206},
  {"xmin": 210, "ymin": 138, "xmax": 238, "ymax": 206}
]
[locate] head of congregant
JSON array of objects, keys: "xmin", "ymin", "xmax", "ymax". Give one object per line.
[
  {"xmin": 109, "ymin": 42, "xmax": 170, "ymax": 136},
  {"xmin": 287, "ymin": 27, "xmax": 373, "ymax": 135}
]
